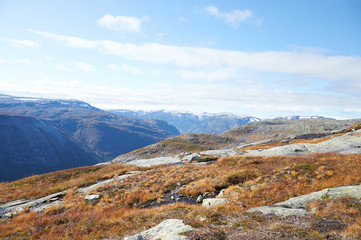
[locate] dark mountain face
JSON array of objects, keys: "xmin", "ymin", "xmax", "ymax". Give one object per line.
[
  {"xmin": 0, "ymin": 94, "xmax": 180, "ymax": 162},
  {"xmin": 111, "ymin": 109, "xmax": 260, "ymax": 134},
  {"xmin": 0, "ymin": 114, "xmax": 100, "ymax": 182}
]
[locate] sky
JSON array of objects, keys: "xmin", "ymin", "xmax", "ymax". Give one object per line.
[{"xmin": 0, "ymin": 0, "xmax": 360, "ymax": 118}]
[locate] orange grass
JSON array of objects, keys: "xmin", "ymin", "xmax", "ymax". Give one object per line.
[
  {"xmin": 0, "ymin": 163, "xmax": 139, "ymax": 203},
  {"xmin": 1, "ymin": 153, "xmax": 360, "ymax": 239}
]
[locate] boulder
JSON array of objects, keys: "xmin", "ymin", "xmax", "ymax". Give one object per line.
[
  {"xmin": 124, "ymin": 219, "xmax": 193, "ymax": 240},
  {"xmin": 202, "ymin": 198, "xmax": 228, "ymax": 208},
  {"xmin": 84, "ymin": 194, "xmax": 100, "ymax": 202}
]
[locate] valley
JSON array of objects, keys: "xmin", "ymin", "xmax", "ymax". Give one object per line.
[{"xmin": 1, "ymin": 116, "xmax": 361, "ymax": 239}]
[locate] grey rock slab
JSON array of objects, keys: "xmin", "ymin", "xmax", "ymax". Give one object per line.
[
  {"xmin": 275, "ymin": 184, "xmax": 361, "ymax": 209},
  {"xmin": 327, "ymin": 184, "xmax": 361, "ymax": 199},
  {"xmin": 237, "ymin": 139, "xmax": 273, "ymax": 148},
  {"xmin": 76, "ymin": 173, "xmax": 134, "ymax": 194},
  {"xmin": 247, "ymin": 206, "xmax": 309, "ymax": 217},
  {"xmin": 0, "ymin": 190, "xmax": 67, "ymax": 218},
  {"xmin": 274, "ymin": 189, "xmax": 328, "ymax": 209},
  {"xmin": 200, "ymin": 149, "xmax": 241, "ymax": 157},
  {"xmin": 76, "ymin": 179, "xmax": 114, "ymax": 194},
  {"xmin": 247, "ymin": 184, "xmax": 361, "ymax": 217},
  {"xmin": 125, "ymin": 156, "xmax": 183, "ymax": 167},
  {"xmin": 124, "ymin": 219, "xmax": 193, "ymax": 240},
  {"xmin": 245, "ymin": 143, "xmax": 310, "ymax": 157},
  {"xmin": 124, "ymin": 234, "xmax": 144, "ymax": 240},
  {"xmin": 202, "ymin": 198, "xmax": 228, "ymax": 207},
  {"xmin": 0, "ymin": 199, "xmax": 29, "ymax": 209},
  {"xmin": 245, "ymin": 131, "xmax": 361, "ymax": 157},
  {"xmin": 31, "ymin": 200, "xmax": 63, "ymax": 212}
]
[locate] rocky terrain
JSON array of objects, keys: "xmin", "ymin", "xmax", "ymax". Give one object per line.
[
  {"xmin": 113, "ymin": 118, "xmax": 361, "ymax": 163},
  {"xmin": 111, "ymin": 109, "xmax": 260, "ymax": 134},
  {"xmin": 0, "ymin": 119, "xmax": 360, "ymax": 239},
  {"xmin": 0, "ymin": 94, "xmax": 180, "ymax": 178},
  {"xmin": 0, "ymin": 113, "xmax": 99, "ymax": 181},
  {"xmin": 223, "ymin": 118, "xmax": 361, "ymax": 142}
]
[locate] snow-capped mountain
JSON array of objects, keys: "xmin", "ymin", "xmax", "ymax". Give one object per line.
[{"xmin": 111, "ymin": 109, "xmax": 261, "ymax": 134}]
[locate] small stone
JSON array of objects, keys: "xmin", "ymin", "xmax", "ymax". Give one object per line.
[
  {"xmin": 196, "ymin": 195, "xmax": 203, "ymax": 203},
  {"xmin": 203, "ymin": 192, "xmax": 209, "ymax": 196},
  {"xmin": 124, "ymin": 234, "xmax": 144, "ymax": 240},
  {"xmin": 218, "ymin": 189, "xmax": 225, "ymax": 197},
  {"xmin": 84, "ymin": 194, "xmax": 100, "ymax": 202},
  {"xmin": 191, "ymin": 155, "xmax": 202, "ymax": 161}
]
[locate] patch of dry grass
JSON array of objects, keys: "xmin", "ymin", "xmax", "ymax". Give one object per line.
[{"xmin": 0, "ymin": 163, "xmax": 139, "ymax": 203}]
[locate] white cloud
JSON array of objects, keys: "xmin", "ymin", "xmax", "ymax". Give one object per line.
[
  {"xmin": 205, "ymin": 6, "xmax": 253, "ymax": 28},
  {"xmin": 1, "ymin": 79, "xmax": 360, "ymax": 118},
  {"xmin": 56, "ymin": 64, "xmax": 69, "ymax": 71},
  {"xmin": 107, "ymin": 64, "xmax": 142, "ymax": 74},
  {"xmin": 33, "ymin": 31, "xmax": 361, "ymax": 82},
  {"xmin": 96, "ymin": 14, "xmax": 148, "ymax": 32},
  {"xmin": 0, "ymin": 37, "xmax": 40, "ymax": 48},
  {"xmin": 176, "ymin": 68, "xmax": 240, "ymax": 82},
  {"xmin": 76, "ymin": 62, "xmax": 96, "ymax": 72},
  {"xmin": 107, "ymin": 64, "xmax": 121, "ymax": 71},
  {"xmin": 0, "ymin": 59, "xmax": 5, "ymax": 64},
  {"xmin": 16, "ymin": 59, "xmax": 32, "ymax": 64},
  {"xmin": 121, "ymin": 64, "xmax": 143, "ymax": 74},
  {"xmin": 178, "ymin": 17, "xmax": 187, "ymax": 22}
]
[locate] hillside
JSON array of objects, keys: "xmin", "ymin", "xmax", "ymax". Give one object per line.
[
  {"xmin": 1, "ymin": 122, "xmax": 361, "ymax": 239},
  {"xmin": 111, "ymin": 109, "xmax": 260, "ymax": 134},
  {"xmin": 223, "ymin": 118, "xmax": 361, "ymax": 143},
  {"xmin": 0, "ymin": 94, "xmax": 180, "ymax": 161},
  {"xmin": 113, "ymin": 118, "xmax": 361, "ymax": 162},
  {"xmin": 0, "ymin": 114, "xmax": 99, "ymax": 181}
]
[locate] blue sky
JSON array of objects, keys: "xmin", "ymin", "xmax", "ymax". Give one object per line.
[{"xmin": 0, "ymin": 0, "xmax": 360, "ymax": 118}]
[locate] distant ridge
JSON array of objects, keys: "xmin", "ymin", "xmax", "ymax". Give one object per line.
[{"xmin": 111, "ymin": 109, "xmax": 260, "ymax": 134}]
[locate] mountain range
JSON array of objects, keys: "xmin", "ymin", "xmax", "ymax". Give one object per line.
[
  {"xmin": 111, "ymin": 109, "xmax": 261, "ymax": 134},
  {"xmin": 0, "ymin": 94, "xmax": 180, "ymax": 181}
]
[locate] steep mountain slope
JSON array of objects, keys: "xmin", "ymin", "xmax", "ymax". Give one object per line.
[
  {"xmin": 111, "ymin": 109, "xmax": 260, "ymax": 134},
  {"xmin": 0, "ymin": 114, "xmax": 100, "ymax": 181},
  {"xmin": 0, "ymin": 94, "xmax": 180, "ymax": 160}
]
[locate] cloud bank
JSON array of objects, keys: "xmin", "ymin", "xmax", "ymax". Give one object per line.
[
  {"xmin": 33, "ymin": 30, "xmax": 361, "ymax": 82},
  {"xmin": 96, "ymin": 14, "xmax": 149, "ymax": 33}
]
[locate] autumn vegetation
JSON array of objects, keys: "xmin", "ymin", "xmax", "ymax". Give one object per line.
[{"xmin": 1, "ymin": 151, "xmax": 360, "ymax": 239}]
